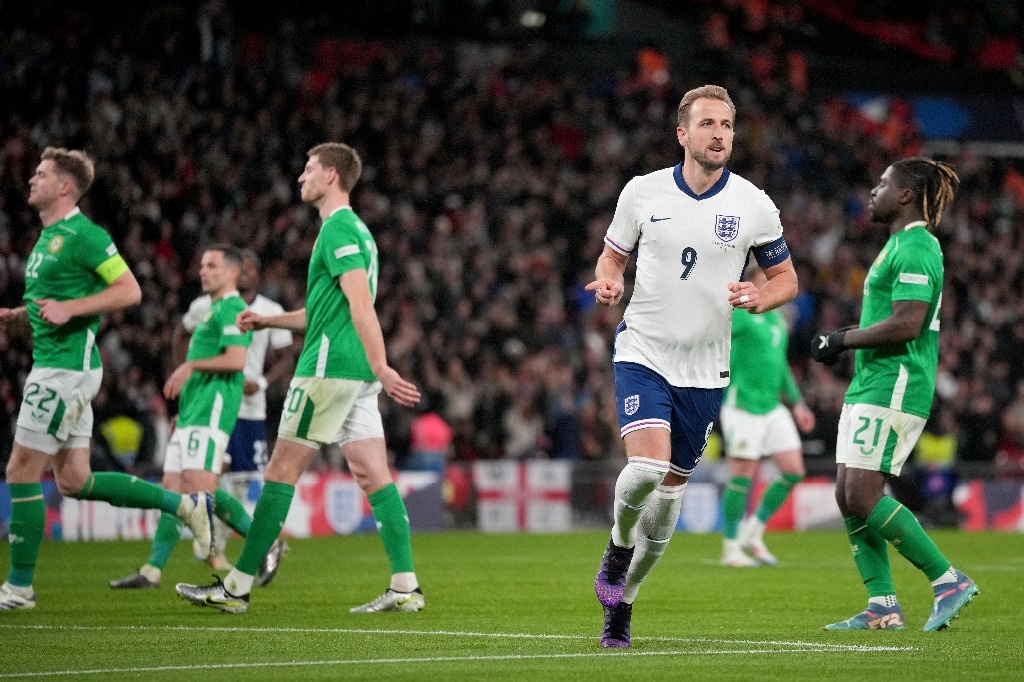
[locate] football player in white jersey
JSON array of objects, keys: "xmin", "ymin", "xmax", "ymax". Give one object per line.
[{"xmin": 587, "ymin": 84, "xmax": 798, "ymax": 647}]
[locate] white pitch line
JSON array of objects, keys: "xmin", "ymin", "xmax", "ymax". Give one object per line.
[
  {"xmin": 0, "ymin": 624, "xmax": 915, "ymax": 652},
  {"xmin": 0, "ymin": 648, "xmax": 915, "ymax": 679}
]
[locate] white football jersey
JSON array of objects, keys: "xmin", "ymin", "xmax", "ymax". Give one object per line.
[
  {"xmin": 605, "ymin": 165, "xmax": 785, "ymax": 388},
  {"xmin": 183, "ymin": 293, "xmax": 293, "ymax": 419}
]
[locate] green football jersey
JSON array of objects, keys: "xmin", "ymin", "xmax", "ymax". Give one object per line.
[
  {"xmin": 24, "ymin": 209, "xmax": 131, "ymax": 371},
  {"xmin": 295, "ymin": 207, "xmax": 378, "ymax": 381},
  {"xmin": 846, "ymin": 224, "xmax": 943, "ymax": 418},
  {"xmin": 723, "ymin": 308, "xmax": 801, "ymax": 415},
  {"xmin": 177, "ymin": 292, "xmax": 251, "ymax": 433}
]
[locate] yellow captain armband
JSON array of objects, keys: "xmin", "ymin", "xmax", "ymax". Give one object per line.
[{"xmin": 95, "ymin": 253, "xmax": 130, "ymax": 284}]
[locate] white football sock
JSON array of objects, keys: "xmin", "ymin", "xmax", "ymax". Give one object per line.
[
  {"xmin": 931, "ymin": 566, "xmax": 959, "ymax": 587},
  {"xmin": 139, "ymin": 564, "xmax": 162, "ymax": 583},
  {"xmin": 868, "ymin": 595, "xmax": 898, "ymax": 608},
  {"xmin": 722, "ymin": 538, "xmax": 744, "ymax": 556},
  {"xmin": 224, "ymin": 568, "xmax": 254, "ymax": 597},
  {"xmin": 389, "ymin": 572, "xmax": 418, "ymax": 593},
  {"xmin": 610, "ymin": 459, "xmax": 670, "ymax": 548},
  {"xmin": 3, "ymin": 582, "xmax": 33, "ymax": 598},
  {"xmin": 622, "ymin": 483, "xmax": 685, "ymax": 603},
  {"xmin": 740, "ymin": 516, "xmax": 766, "ymax": 544}
]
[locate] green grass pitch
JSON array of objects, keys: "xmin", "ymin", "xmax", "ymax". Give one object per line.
[{"xmin": 0, "ymin": 530, "xmax": 1020, "ymax": 680}]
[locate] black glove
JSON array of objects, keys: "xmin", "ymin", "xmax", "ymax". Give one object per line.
[{"xmin": 810, "ymin": 328, "xmax": 850, "ymax": 365}]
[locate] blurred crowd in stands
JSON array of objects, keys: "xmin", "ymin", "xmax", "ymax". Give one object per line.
[{"xmin": 2, "ymin": 1, "xmax": 1024, "ymax": 504}]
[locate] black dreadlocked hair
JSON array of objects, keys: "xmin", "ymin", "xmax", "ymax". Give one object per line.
[{"xmin": 889, "ymin": 157, "xmax": 960, "ymax": 229}]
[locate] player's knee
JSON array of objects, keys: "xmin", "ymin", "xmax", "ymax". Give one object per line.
[
  {"xmin": 55, "ymin": 471, "xmax": 90, "ymax": 498},
  {"xmin": 354, "ymin": 469, "xmax": 393, "ymax": 496},
  {"xmin": 5, "ymin": 442, "xmax": 47, "ymax": 483},
  {"xmin": 843, "ymin": 488, "xmax": 876, "ymax": 519},
  {"xmin": 4, "ymin": 457, "xmax": 22, "ymax": 481},
  {"xmin": 263, "ymin": 462, "xmax": 298, "ymax": 486},
  {"xmin": 834, "ymin": 485, "xmax": 851, "ymax": 515}
]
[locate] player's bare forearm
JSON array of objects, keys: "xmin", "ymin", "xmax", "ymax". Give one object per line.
[
  {"xmin": 586, "ymin": 245, "xmax": 628, "ymax": 306},
  {"xmin": 275, "ymin": 309, "xmax": 308, "ymax": 332},
  {"xmin": 339, "ymin": 270, "xmax": 389, "ymax": 372},
  {"xmin": 595, "ymin": 248, "xmax": 627, "ymax": 284},
  {"xmin": 352, "ymin": 306, "xmax": 421, "ymax": 408},
  {"xmin": 249, "ymin": 309, "xmax": 307, "ymax": 333},
  {"xmin": 35, "ymin": 271, "xmax": 141, "ymax": 325},
  {"xmin": 844, "ymin": 300, "xmax": 929, "ymax": 349},
  {"xmin": 186, "ymin": 345, "xmax": 247, "ymax": 374},
  {"xmin": 752, "ymin": 258, "xmax": 797, "ymax": 313},
  {"xmin": 339, "ymin": 269, "xmax": 420, "ymax": 407},
  {"xmin": 350, "ymin": 297, "xmax": 389, "ymax": 374}
]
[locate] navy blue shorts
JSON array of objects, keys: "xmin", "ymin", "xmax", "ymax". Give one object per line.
[
  {"xmin": 226, "ymin": 418, "xmax": 269, "ymax": 473},
  {"xmin": 613, "ymin": 361, "xmax": 724, "ymax": 476}
]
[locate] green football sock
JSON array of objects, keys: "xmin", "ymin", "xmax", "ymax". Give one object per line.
[
  {"xmin": 867, "ymin": 496, "xmax": 951, "ymax": 581},
  {"xmin": 214, "ymin": 489, "xmax": 252, "ymax": 536},
  {"xmin": 368, "ymin": 483, "xmax": 415, "ymax": 574},
  {"xmin": 844, "ymin": 514, "xmax": 896, "ymax": 598},
  {"xmin": 146, "ymin": 513, "xmax": 183, "ymax": 570},
  {"xmin": 721, "ymin": 476, "xmax": 751, "ymax": 540},
  {"xmin": 6, "ymin": 483, "xmax": 45, "ymax": 588},
  {"xmin": 234, "ymin": 481, "xmax": 293, "ymax": 576},
  {"xmin": 81, "ymin": 472, "xmax": 182, "ymax": 515},
  {"xmin": 755, "ymin": 473, "xmax": 803, "ymax": 523}
]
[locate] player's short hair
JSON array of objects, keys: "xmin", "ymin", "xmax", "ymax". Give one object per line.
[
  {"xmin": 239, "ymin": 248, "xmax": 261, "ymax": 270},
  {"xmin": 677, "ymin": 85, "xmax": 736, "ymax": 128},
  {"xmin": 308, "ymin": 142, "xmax": 362, "ymax": 192},
  {"xmin": 889, "ymin": 158, "xmax": 960, "ymax": 229},
  {"xmin": 41, "ymin": 147, "xmax": 95, "ymax": 198},
  {"xmin": 205, "ymin": 243, "xmax": 244, "ymax": 270}
]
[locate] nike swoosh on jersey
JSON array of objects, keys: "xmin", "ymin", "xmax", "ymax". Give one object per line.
[{"xmin": 650, "ymin": 215, "xmax": 671, "ymax": 222}]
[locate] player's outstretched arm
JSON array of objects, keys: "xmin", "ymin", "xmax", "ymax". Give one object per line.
[
  {"xmin": 237, "ymin": 308, "xmax": 308, "ymax": 333},
  {"xmin": 35, "ymin": 270, "xmax": 141, "ymax": 326},
  {"xmin": 585, "ymin": 245, "xmax": 628, "ymax": 306},
  {"xmin": 340, "ymin": 270, "xmax": 421, "ymax": 408}
]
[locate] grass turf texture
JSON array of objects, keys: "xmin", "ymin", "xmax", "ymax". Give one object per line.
[{"xmin": 0, "ymin": 530, "xmax": 1019, "ymax": 680}]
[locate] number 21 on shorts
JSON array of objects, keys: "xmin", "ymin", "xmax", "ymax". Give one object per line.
[{"xmin": 852, "ymin": 415, "xmax": 886, "ymax": 457}]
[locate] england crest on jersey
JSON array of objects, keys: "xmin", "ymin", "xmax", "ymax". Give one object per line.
[
  {"xmin": 715, "ymin": 214, "xmax": 740, "ymax": 242},
  {"xmin": 624, "ymin": 394, "xmax": 640, "ymax": 416}
]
